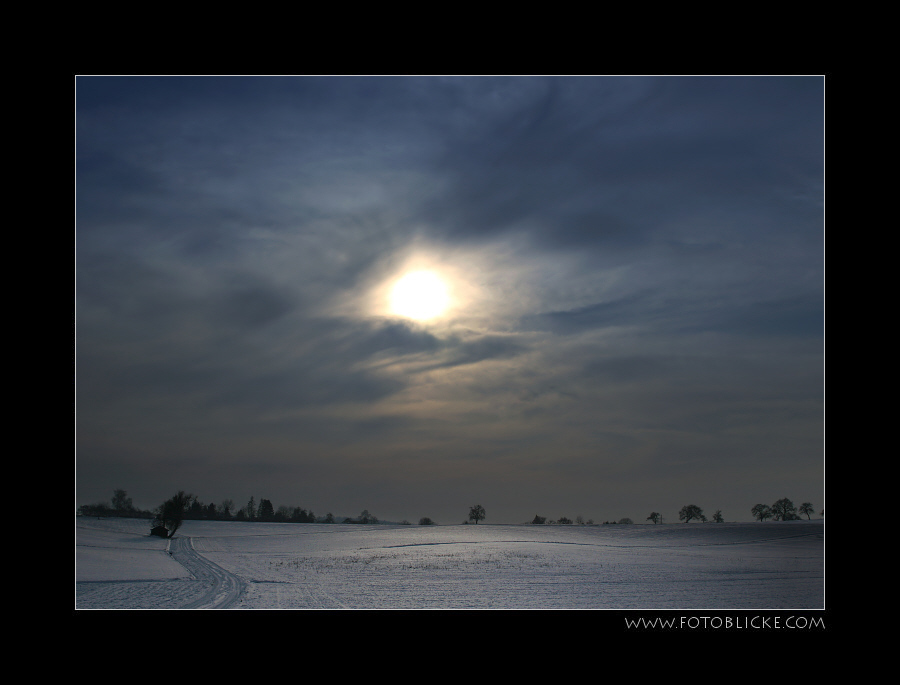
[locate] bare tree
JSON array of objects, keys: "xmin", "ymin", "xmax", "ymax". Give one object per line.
[
  {"xmin": 647, "ymin": 512, "xmax": 661, "ymax": 524},
  {"xmin": 679, "ymin": 504, "xmax": 706, "ymax": 523},
  {"xmin": 799, "ymin": 502, "xmax": 815, "ymax": 519},
  {"xmin": 220, "ymin": 499, "xmax": 234, "ymax": 519},
  {"xmin": 111, "ymin": 489, "xmax": 134, "ymax": 513},
  {"xmin": 468, "ymin": 504, "xmax": 486, "ymax": 524},
  {"xmin": 771, "ymin": 498, "xmax": 797, "ymax": 521},
  {"xmin": 751, "ymin": 503, "xmax": 773, "ymax": 521}
]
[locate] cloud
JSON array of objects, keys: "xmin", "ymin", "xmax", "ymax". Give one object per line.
[{"xmin": 76, "ymin": 76, "xmax": 824, "ymax": 522}]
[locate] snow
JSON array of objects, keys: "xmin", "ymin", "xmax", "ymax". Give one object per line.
[
  {"xmin": 75, "ymin": 517, "xmax": 824, "ymax": 610},
  {"xmin": 75, "ymin": 518, "xmax": 187, "ymax": 581}
]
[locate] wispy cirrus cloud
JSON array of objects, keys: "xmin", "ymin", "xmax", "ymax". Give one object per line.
[{"xmin": 76, "ymin": 75, "xmax": 824, "ymax": 523}]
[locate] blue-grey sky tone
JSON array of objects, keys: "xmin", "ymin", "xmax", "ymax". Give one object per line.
[{"xmin": 75, "ymin": 76, "xmax": 824, "ymax": 523}]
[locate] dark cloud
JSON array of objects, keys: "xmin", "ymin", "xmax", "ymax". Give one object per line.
[
  {"xmin": 415, "ymin": 76, "xmax": 822, "ymax": 253},
  {"xmin": 354, "ymin": 321, "xmax": 443, "ymax": 356}
]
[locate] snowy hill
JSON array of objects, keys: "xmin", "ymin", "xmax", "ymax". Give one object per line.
[{"xmin": 75, "ymin": 516, "xmax": 824, "ymax": 610}]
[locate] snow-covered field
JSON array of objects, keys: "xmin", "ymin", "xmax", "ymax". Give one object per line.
[{"xmin": 75, "ymin": 517, "xmax": 824, "ymax": 610}]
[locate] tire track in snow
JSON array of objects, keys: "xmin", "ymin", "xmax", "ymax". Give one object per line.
[{"xmin": 167, "ymin": 536, "xmax": 246, "ymax": 609}]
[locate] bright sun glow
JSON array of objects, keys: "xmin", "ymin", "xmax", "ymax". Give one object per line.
[{"xmin": 390, "ymin": 270, "xmax": 450, "ymax": 321}]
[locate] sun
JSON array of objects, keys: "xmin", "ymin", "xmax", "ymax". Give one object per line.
[{"xmin": 389, "ymin": 270, "xmax": 450, "ymax": 321}]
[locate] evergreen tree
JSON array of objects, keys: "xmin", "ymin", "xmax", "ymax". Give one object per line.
[{"xmin": 258, "ymin": 498, "xmax": 275, "ymax": 521}]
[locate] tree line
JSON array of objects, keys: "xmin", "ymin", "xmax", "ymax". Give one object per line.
[
  {"xmin": 531, "ymin": 514, "xmax": 600, "ymax": 524},
  {"xmin": 150, "ymin": 493, "xmax": 390, "ymax": 537},
  {"xmin": 77, "ymin": 489, "xmax": 156, "ymax": 519},
  {"xmin": 649, "ymin": 499, "xmax": 820, "ymax": 524},
  {"xmin": 751, "ymin": 498, "xmax": 819, "ymax": 521},
  {"xmin": 77, "ymin": 489, "xmax": 339, "ymax": 533},
  {"xmin": 530, "ymin": 498, "xmax": 821, "ymax": 526},
  {"xmin": 77, "ymin": 490, "xmax": 447, "ymax": 538},
  {"xmin": 79, "ymin": 491, "xmax": 821, "ymax": 537}
]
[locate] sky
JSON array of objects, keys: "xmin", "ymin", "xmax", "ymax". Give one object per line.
[{"xmin": 75, "ymin": 76, "xmax": 824, "ymax": 524}]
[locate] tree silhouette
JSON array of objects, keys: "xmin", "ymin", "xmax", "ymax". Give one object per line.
[
  {"xmin": 288, "ymin": 506, "xmax": 315, "ymax": 523},
  {"xmin": 799, "ymin": 502, "xmax": 814, "ymax": 519},
  {"xmin": 771, "ymin": 498, "xmax": 797, "ymax": 521},
  {"xmin": 712, "ymin": 509, "xmax": 724, "ymax": 523},
  {"xmin": 112, "ymin": 489, "xmax": 134, "ymax": 513},
  {"xmin": 188, "ymin": 496, "xmax": 204, "ymax": 519},
  {"xmin": 258, "ymin": 498, "xmax": 275, "ymax": 521},
  {"xmin": 468, "ymin": 504, "xmax": 486, "ymax": 524},
  {"xmin": 358, "ymin": 509, "xmax": 379, "ymax": 524},
  {"xmin": 751, "ymin": 503, "xmax": 773, "ymax": 521},
  {"xmin": 679, "ymin": 504, "xmax": 706, "ymax": 523},
  {"xmin": 647, "ymin": 512, "xmax": 661, "ymax": 524},
  {"xmin": 221, "ymin": 500, "xmax": 234, "ymax": 519},
  {"xmin": 153, "ymin": 491, "xmax": 192, "ymax": 538}
]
